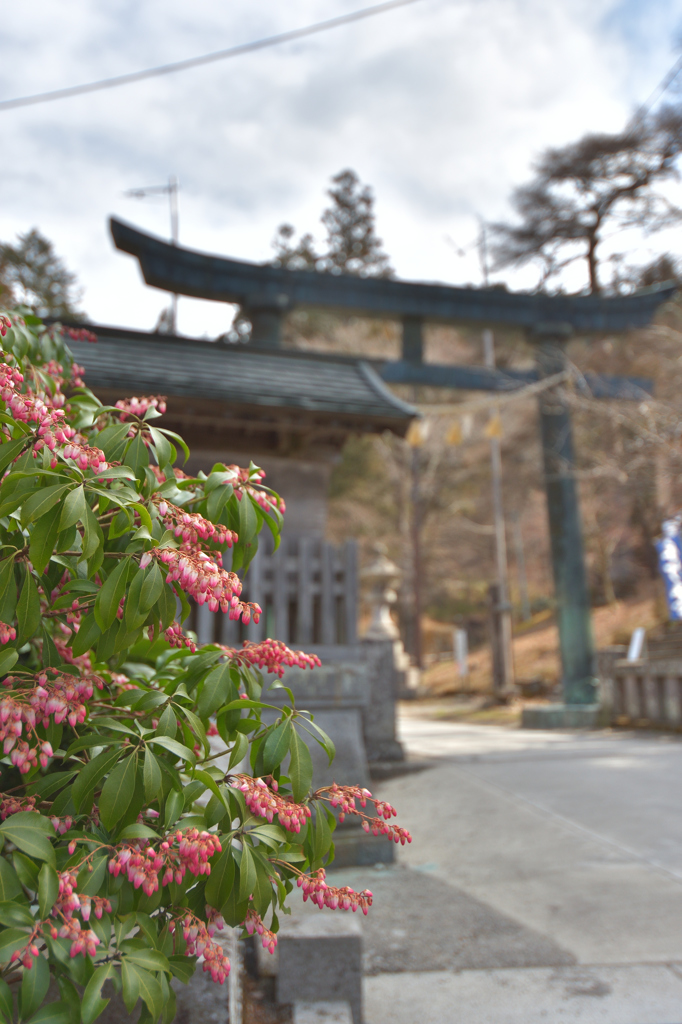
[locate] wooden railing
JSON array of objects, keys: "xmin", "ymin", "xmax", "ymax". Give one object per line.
[
  {"xmin": 188, "ymin": 536, "xmax": 358, "ymax": 649},
  {"xmin": 598, "ymin": 647, "xmax": 682, "ymax": 728}
]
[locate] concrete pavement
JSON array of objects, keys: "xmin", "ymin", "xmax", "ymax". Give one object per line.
[{"xmin": 354, "ymin": 714, "xmax": 682, "ymax": 1022}]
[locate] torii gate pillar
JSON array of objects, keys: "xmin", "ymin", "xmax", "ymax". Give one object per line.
[{"xmin": 525, "ymin": 325, "xmax": 598, "ymax": 726}]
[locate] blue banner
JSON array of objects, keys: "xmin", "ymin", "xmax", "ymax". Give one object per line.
[{"xmin": 656, "ymin": 518, "xmax": 682, "ymax": 620}]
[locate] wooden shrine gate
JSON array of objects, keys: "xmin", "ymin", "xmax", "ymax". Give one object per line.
[{"xmin": 109, "ymin": 216, "xmax": 675, "ymax": 718}]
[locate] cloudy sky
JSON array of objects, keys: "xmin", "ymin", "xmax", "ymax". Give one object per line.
[{"xmin": 2, "ymin": 0, "xmax": 682, "ymax": 336}]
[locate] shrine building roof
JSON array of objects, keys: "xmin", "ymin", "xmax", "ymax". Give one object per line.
[{"xmin": 66, "ymin": 324, "xmax": 416, "ymax": 456}]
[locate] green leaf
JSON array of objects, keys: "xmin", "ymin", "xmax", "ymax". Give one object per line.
[
  {"xmin": 228, "ymin": 731, "xmax": 249, "ymax": 770},
  {"xmin": 99, "ymin": 753, "xmax": 138, "ymax": 830},
  {"xmin": 143, "ymin": 749, "xmax": 162, "ymax": 803},
  {"xmin": 0, "ymin": 978, "xmax": 12, "ymax": 1023},
  {"xmin": 0, "ymin": 437, "xmax": 28, "ymax": 475},
  {"xmin": 263, "ymin": 721, "xmax": 292, "ymax": 773},
  {"xmin": 167, "ymin": 955, "xmax": 197, "ymax": 985},
  {"xmin": 204, "ymin": 849, "xmax": 235, "ymax": 911},
  {"xmin": 0, "ymin": 649, "xmax": 18, "ymax": 677},
  {"xmin": 29, "ymin": 504, "xmax": 62, "ymax": 575},
  {"xmin": 156, "ymin": 705, "xmax": 176, "ymax": 738},
  {"xmin": 0, "ymin": 813, "xmax": 55, "ymax": 865},
  {"xmin": 27, "ymin": 1003, "xmax": 71, "ymax": 1024},
  {"xmin": 238, "ymin": 491, "xmax": 258, "ymax": 543},
  {"xmin": 0, "ymin": 902, "xmax": 34, "ymax": 928},
  {"xmin": 38, "ymin": 864, "xmax": 59, "ymax": 919},
  {"xmin": 0, "ymin": 558, "xmax": 17, "ymax": 626},
  {"xmin": 16, "ymin": 569, "xmax": 41, "ymax": 643},
  {"xmin": 81, "ymin": 965, "xmax": 114, "ymax": 1024},
  {"xmin": 0, "ymin": 928, "xmax": 30, "ymax": 962},
  {"xmin": 40, "ymin": 625, "xmax": 61, "ymax": 669},
  {"xmin": 70, "ymin": 610, "xmax": 102, "ymax": 658},
  {"xmin": 58, "ymin": 485, "xmax": 86, "ymax": 531},
  {"xmin": 121, "ymin": 959, "xmax": 140, "ymax": 1014},
  {"xmin": 77, "ymin": 855, "xmax": 109, "ymax": 897},
  {"xmin": 124, "ymin": 433, "xmax": 149, "ymax": 476},
  {"xmin": 21, "ymin": 953, "xmax": 49, "ymax": 1021},
  {"xmin": 197, "ymin": 664, "xmax": 231, "ymax": 719},
  {"xmin": 119, "ymin": 823, "xmax": 160, "ymax": 841},
  {"xmin": 57, "ymin": 978, "xmax": 81, "ymax": 1024},
  {"xmin": 163, "ymin": 790, "xmax": 184, "ymax": 828},
  {"xmin": 72, "ymin": 747, "xmax": 122, "ymax": 814},
  {"xmin": 125, "ymin": 567, "xmax": 150, "ymax": 629},
  {"xmin": 124, "ymin": 949, "xmax": 171, "ymax": 974},
  {"xmin": 82, "ymin": 502, "xmax": 103, "ymax": 562},
  {"xmin": 94, "ymin": 556, "xmax": 131, "ymax": 630},
  {"xmin": 94, "ymin": 422, "xmax": 132, "ymax": 462},
  {"xmin": 148, "ymin": 427, "xmax": 173, "ymax": 469},
  {"xmin": 20, "ymin": 483, "xmax": 70, "ymax": 526},
  {"xmin": 124, "ymin": 964, "xmax": 162, "ymax": 1021},
  {"xmin": 238, "ymin": 842, "xmax": 257, "ymax": 903},
  {"xmin": 148, "ymin": 736, "xmax": 196, "ymax": 765},
  {"xmin": 0, "ymin": 857, "xmax": 22, "ymax": 901},
  {"xmin": 288, "ymin": 729, "xmax": 313, "ymax": 802},
  {"xmin": 139, "ymin": 564, "xmax": 164, "ymax": 614}
]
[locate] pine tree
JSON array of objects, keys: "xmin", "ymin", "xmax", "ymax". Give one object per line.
[
  {"xmin": 0, "ymin": 228, "xmax": 83, "ymax": 317},
  {"xmin": 270, "ymin": 169, "xmax": 393, "ymax": 278}
]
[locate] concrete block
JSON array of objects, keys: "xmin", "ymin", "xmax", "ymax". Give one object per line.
[
  {"xmin": 521, "ymin": 702, "xmax": 606, "ymax": 729},
  {"xmin": 276, "ymin": 914, "xmax": 363, "ymax": 1024},
  {"xmin": 294, "ymin": 1002, "xmax": 353, "ymax": 1024}
]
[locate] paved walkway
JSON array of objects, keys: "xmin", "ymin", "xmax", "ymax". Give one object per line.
[{"xmin": 357, "ymin": 715, "xmax": 682, "ymax": 1023}]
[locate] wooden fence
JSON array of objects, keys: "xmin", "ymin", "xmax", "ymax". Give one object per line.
[
  {"xmin": 187, "ymin": 536, "xmax": 358, "ymax": 649},
  {"xmin": 598, "ymin": 647, "xmax": 682, "ymax": 728}
]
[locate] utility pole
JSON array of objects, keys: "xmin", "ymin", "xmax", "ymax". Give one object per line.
[
  {"xmin": 511, "ymin": 510, "xmax": 531, "ymax": 621},
  {"xmin": 125, "ymin": 175, "xmax": 180, "ymax": 333},
  {"xmin": 483, "ymin": 329, "xmax": 514, "ymax": 697}
]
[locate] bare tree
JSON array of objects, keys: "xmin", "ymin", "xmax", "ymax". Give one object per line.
[
  {"xmin": 0, "ymin": 228, "xmax": 83, "ymax": 317},
  {"xmin": 490, "ymin": 106, "xmax": 682, "ymax": 294}
]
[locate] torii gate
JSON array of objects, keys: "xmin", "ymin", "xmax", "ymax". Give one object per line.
[{"xmin": 110, "ymin": 216, "xmax": 674, "ymax": 722}]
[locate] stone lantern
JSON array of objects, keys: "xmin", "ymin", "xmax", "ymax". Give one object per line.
[{"xmin": 362, "ymin": 543, "xmax": 401, "ymax": 640}]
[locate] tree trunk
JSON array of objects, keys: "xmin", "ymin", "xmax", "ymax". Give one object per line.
[{"xmin": 587, "ymin": 232, "xmax": 600, "ymax": 294}]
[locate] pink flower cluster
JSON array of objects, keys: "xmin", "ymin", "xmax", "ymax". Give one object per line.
[
  {"xmin": 153, "ymin": 496, "xmax": 236, "ymax": 549},
  {"xmin": 0, "ymin": 315, "xmax": 11, "ymax": 338},
  {"xmin": 0, "ymin": 358, "xmax": 107, "ymax": 472},
  {"xmin": 59, "ymin": 440, "xmax": 108, "ymax": 473},
  {"xmin": 52, "ymin": 869, "xmax": 112, "ymax": 924},
  {"xmin": 244, "ymin": 908, "xmax": 277, "ymax": 954},
  {"xmin": 0, "ymin": 795, "xmax": 37, "ymax": 820},
  {"xmin": 226, "ymin": 639, "xmax": 321, "ymax": 679},
  {"xmin": 159, "ymin": 621, "xmax": 197, "ymax": 653},
  {"xmin": 0, "ymin": 621, "xmax": 16, "ymax": 644},
  {"xmin": 298, "ymin": 869, "xmax": 373, "ymax": 915},
  {"xmin": 115, "ymin": 395, "xmax": 167, "ymax": 420},
  {"xmin": 232, "ymin": 775, "xmax": 312, "ymax": 833},
  {"xmin": 10, "ymin": 936, "xmax": 41, "ymax": 970},
  {"xmin": 55, "ymin": 918, "xmax": 101, "ymax": 959},
  {"xmin": 108, "ymin": 829, "xmax": 222, "ymax": 898},
  {"xmin": 65, "ymin": 328, "xmax": 97, "ymax": 344},
  {"xmin": 171, "ymin": 911, "xmax": 231, "ymax": 984},
  {"xmin": 142, "ymin": 547, "xmax": 260, "ymax": 622},
  {"xmin": 316, "ymin": 784, "xmax": 412, "ymax": 845},
  {"xmin": 229, "ymin": 464, "xmax": 286, "ymax": 516}
]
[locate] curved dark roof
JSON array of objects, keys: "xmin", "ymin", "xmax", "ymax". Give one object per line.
[
  {"xmin": 111, "ymin": 217, "xmax": 676, "ymax": 333},
  {"xmin": 67, "ymin": 324, "xmax": 416, "ymax": 426}
]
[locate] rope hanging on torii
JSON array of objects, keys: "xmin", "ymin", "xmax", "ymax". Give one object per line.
[{"xmin": 109, "ymin": 215, "xmax": 676, "ymax": 709}]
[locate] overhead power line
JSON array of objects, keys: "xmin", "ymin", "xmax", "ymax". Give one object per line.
[
  {"xmin": 0, "ymin": 0, "xmax": 427, "ymax": 113},
  {"xmin": 629, "ymin": 52, "xmax": 682, "ymax": 130}
]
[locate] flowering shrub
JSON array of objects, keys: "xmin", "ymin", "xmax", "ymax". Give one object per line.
[{"xmin": 0, "ymin": 310, "xmax": 410, "ymax": 1024}]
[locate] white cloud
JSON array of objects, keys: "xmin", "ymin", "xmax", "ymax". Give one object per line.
[{"xmin": 2, "ymin": 0, "xmax": 682, "ymax": 334}]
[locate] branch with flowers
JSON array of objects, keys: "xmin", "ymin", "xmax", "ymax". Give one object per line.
[{"xmin": 0, "ymin": 308, "xmax": 410, "ymax": 1024}]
